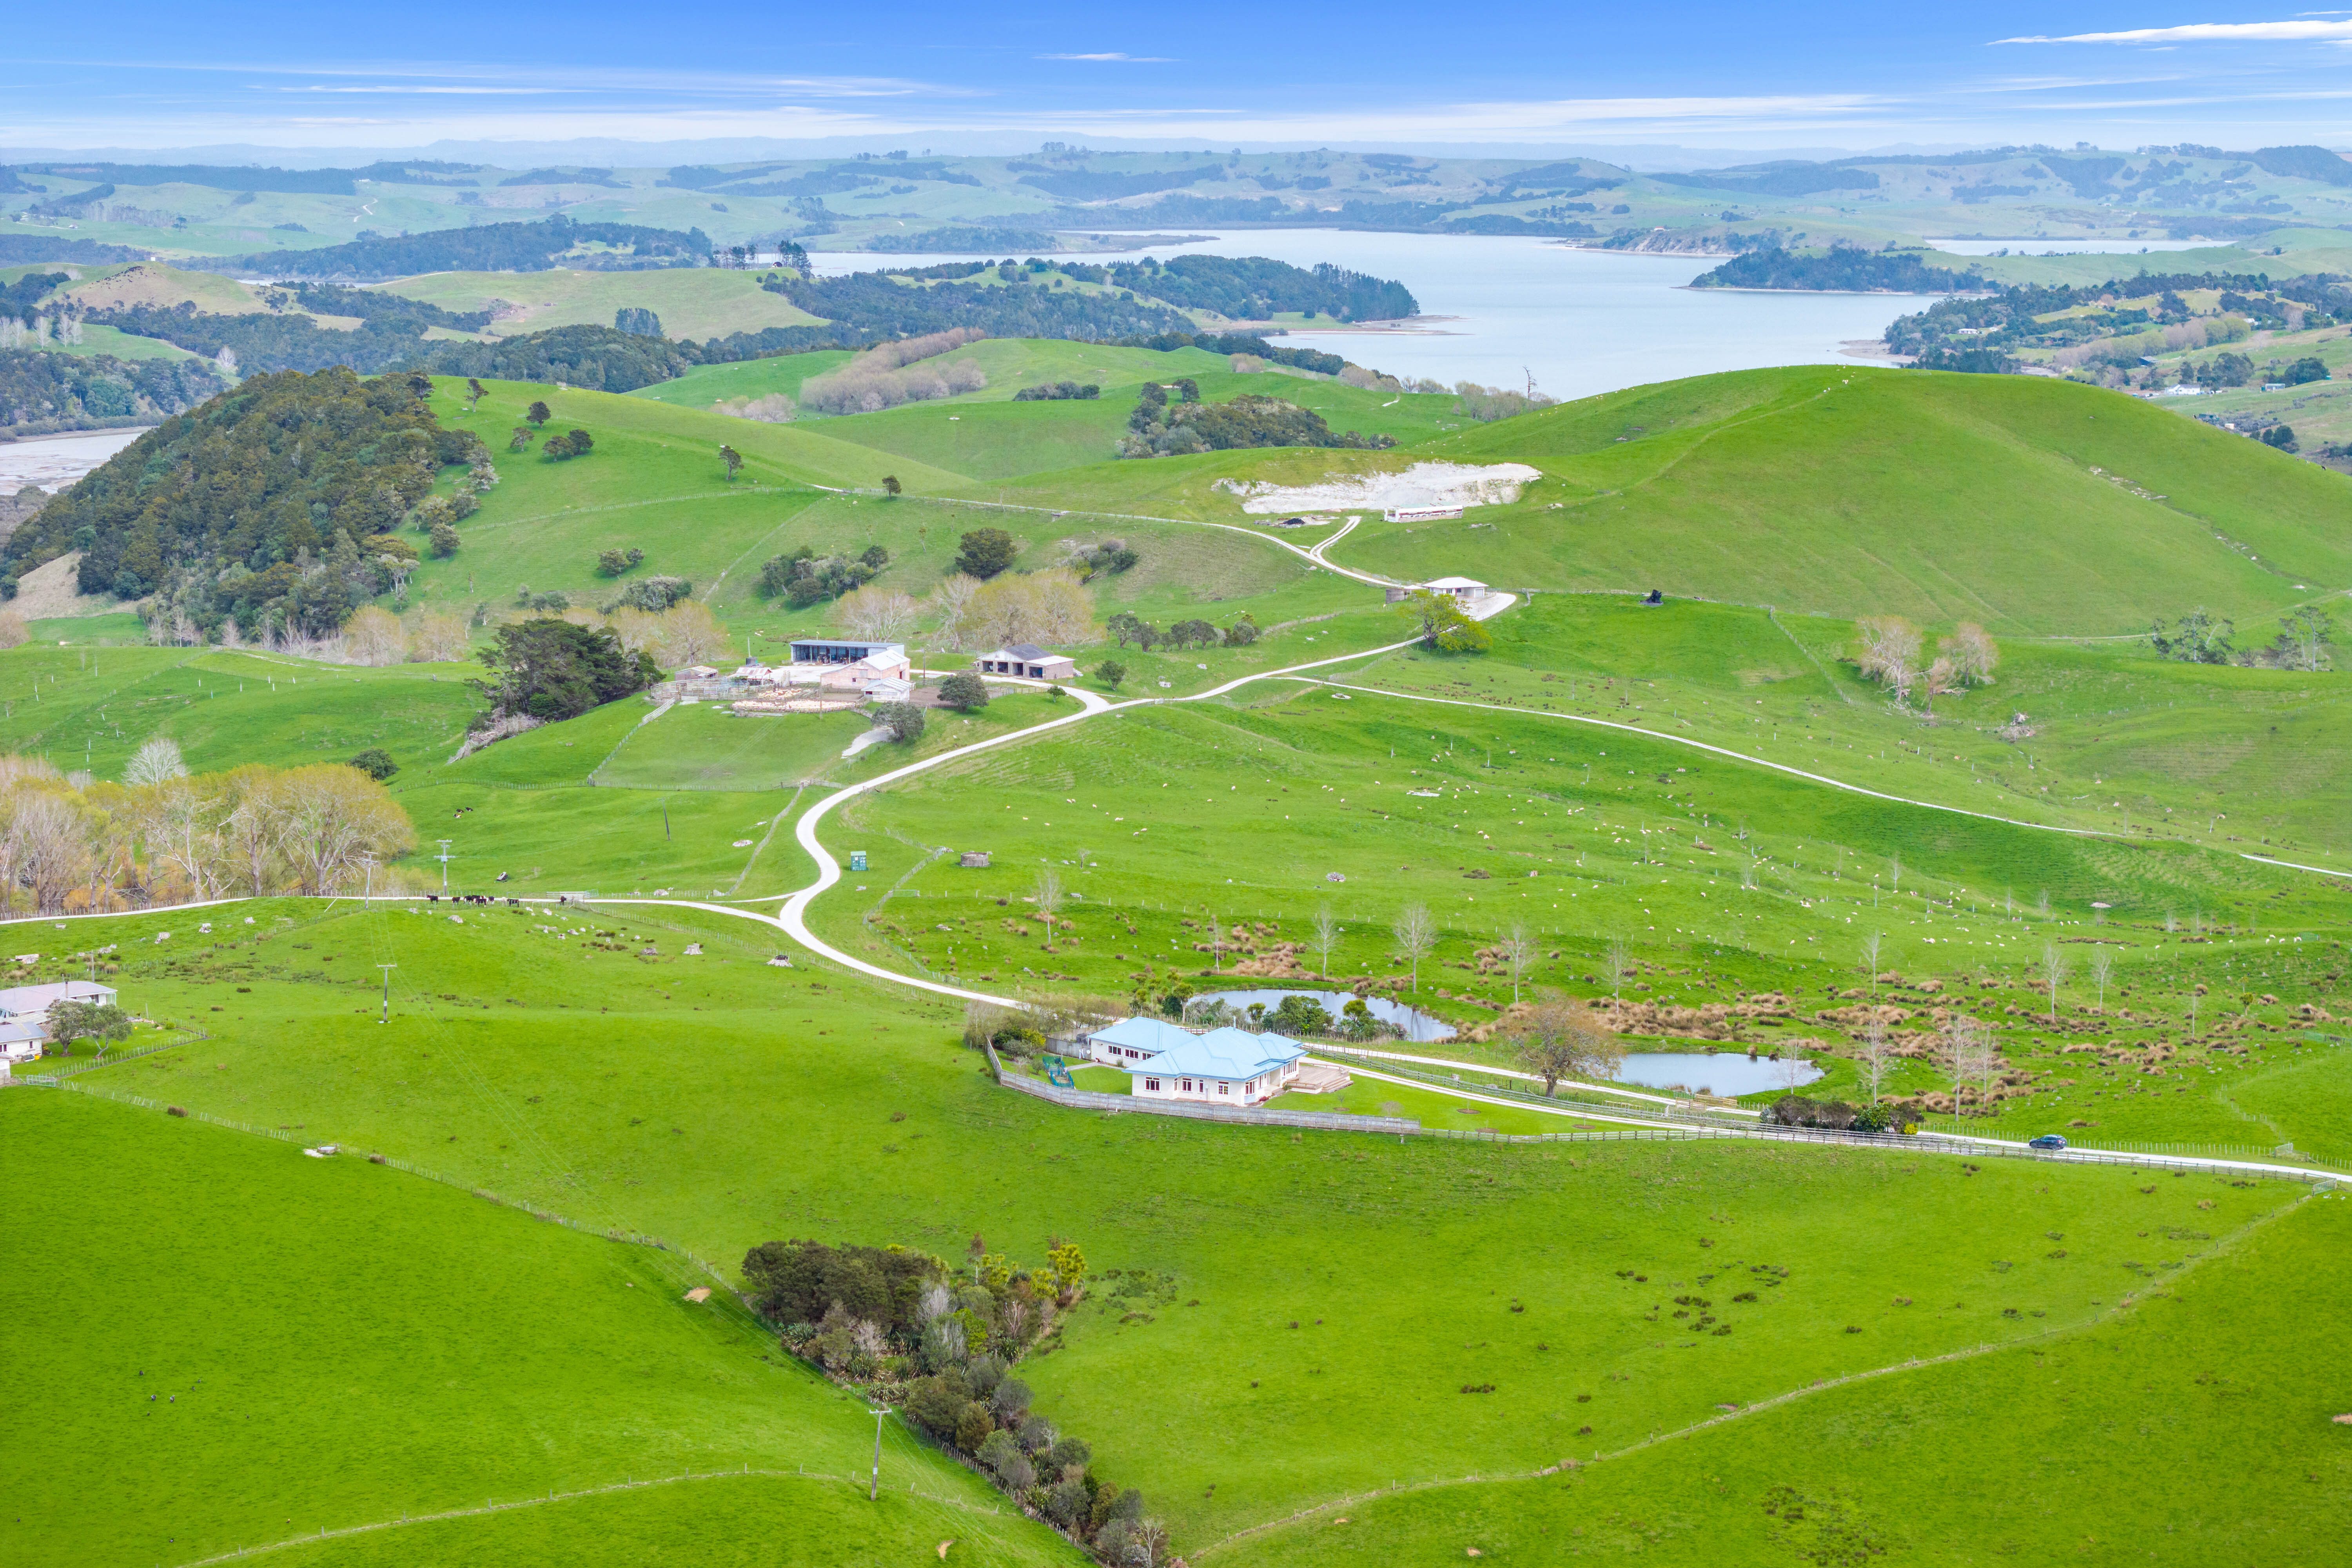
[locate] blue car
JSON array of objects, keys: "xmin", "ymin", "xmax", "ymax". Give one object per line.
[{"xmin": 2028, "ymin": 1134, "xmax": 2069, "ymax": 1151}]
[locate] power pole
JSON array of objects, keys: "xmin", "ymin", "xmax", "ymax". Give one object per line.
[
  {"xmin": 376, "ymin": 963, "xmax": 396, "ymax": 1024},
  {"xmin": 868, "ymin": 1407, "xmax": 889, "ymax": 1501},
  {"xmin": 435, "ymin": 839, "xmax": 454, "ymax": 890}
]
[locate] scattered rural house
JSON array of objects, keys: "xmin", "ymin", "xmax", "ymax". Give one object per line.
[
  {"xmin": 1083, "ymin": 1014, "xmax": 1196, "ymax": 1067},
  {"xmin": 1122, "ymin": 1025, "xmax": 1308, "ymax": 1105},
  {"xmin": 1383, "ymin": 504, "xmax": 1463, "ymax": 521},
  {"xmin": 1385, "ymin": 575, "xmax": 1488, "ymax": 605},
  {"xmin": 973, "ymin": 644, "xmax": 1079, "ymax": 681},
  {"xmin": 0, "ymin": 1018, "xmax": 45, "ymax": 1065},
  {"xmin": 0, "ymin": 979, "xmax": 118, "ymax": 1062}
]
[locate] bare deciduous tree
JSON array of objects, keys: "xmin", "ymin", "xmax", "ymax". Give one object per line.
[
  {"xmin": 11, "ymin": 791, "xmax": 89, "ymax": 914},
  {"xmin": 838, "ymin": 586, "xmax": 921, "ymax": 641},
  {"xmin": 1860, "ymin": 930, "xmax": 1883, "ymax": 994},
  {"xmin": 123, "ymin": 737, "xmax": 187, "ymax": 788},
  {"xmin": 2087, "ymin": 946, "xmax": 2114, "ymax": 1007},
  {"xmin": 654, "ymin": 602, "xmax": 730, "ymax": 670},
  {"xmin": 1601, "ymin": 935, "xmax": 1631, "ymax": 998},
  {"xmin": 1498, "ymin": 920, "xmax": 1535, "ymax": 1004},
  {"xmin": 1940, "ymin": 622, "xmax": 1999, "ymax": 685},
  {"xmin": 1505, "ymin": 993, "xmax": 1623, "ymax": 1096},
  {"xmin": 1941, "ymin": 1014, "xmax": 2000, "ymax": 1117},
  {"xmin": 2040, "ymin": 942, "xmax": 2070, "ymax": 1025},
  {"xmin": 408, "ymin": 611, "xmax": 470, "ymax": 663},
  {"xmin": 1310, "ymin": 905, "xmax": 1341, "ymax": 979},
  {"xmin": 273, "ymin": 764, "xmax": 416, "ymax": 895},
  {"xmin": 343, "ymin": 606, "xmax": 408, "ymax": 667},
  {"xmin": 1855, "ymin": 615, "xmax": 1923, "ymax": 694},
  {"xmin": 1033, "ymin": 867, "xmax": 1063, "ymax": 953},
  {"xmin": 1857, "ymin": 1017, "xmax": 1893, "ymax": 1105},
  {"xmin": 1392, "ymin": 903, "xmax": 1436, "ymax": 993}
]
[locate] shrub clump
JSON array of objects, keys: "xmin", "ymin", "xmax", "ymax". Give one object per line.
[{"xmin": 746, "ymin": 1236, "xmax": 1164, "ymax": 1563}]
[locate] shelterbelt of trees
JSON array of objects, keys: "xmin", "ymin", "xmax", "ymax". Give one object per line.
[{"xmin": 0, "ymin": 748, "xmax": 413, "ymax": 913}]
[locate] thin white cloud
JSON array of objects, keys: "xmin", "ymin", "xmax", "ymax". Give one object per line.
[
  {"xmin": 1998, "ymin": 19, "xmax": 2352, "ymax": 43},
  {"xmin": 1037, "ymin": 53, "xmax": 1174, "ymax": 62}
]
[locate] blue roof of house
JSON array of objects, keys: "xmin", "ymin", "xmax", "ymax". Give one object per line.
[
  {"xmin": 1090, "ymin": 1016, "xmax": 1194, "ymax": 1054},
  {"xmin": 1126, "ymin": 1028, "xmax": 1305, "ymax": 1082}
]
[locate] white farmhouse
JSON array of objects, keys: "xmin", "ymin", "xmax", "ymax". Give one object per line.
[
  {"xmin": 1125, "ymin": 1027, "xmax": 1307, "ymax": 1107},
  {"xmin": 0, "ymin": 980, "xmax": 118, "ymax": 1064},
  {"xmin": 1083, "ymin": 1014, "xmax": 1194, "ymax": 1067}
]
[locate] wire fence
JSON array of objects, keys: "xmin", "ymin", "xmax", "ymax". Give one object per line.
[
  {"xmin": 984, "ymin": 1044, "xmax": 2339, "ymax": 1180},
  {"xmin": 1307, "ymin": 1044, "xmax": 1761, "ymax": 1129},
  {"xmin": 32, "ymin": 1078, "xmax": 764, "ymax": 1312}
]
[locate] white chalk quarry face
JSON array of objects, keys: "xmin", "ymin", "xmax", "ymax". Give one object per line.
[{"xmin": 1216, "ymin": 461, "xmax": 1543, "ymax": 515}]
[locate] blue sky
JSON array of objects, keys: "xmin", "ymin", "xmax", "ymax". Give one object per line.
[{"xmin": 11, "ymin": 6, "xmax": 2352, "ymax": 156}]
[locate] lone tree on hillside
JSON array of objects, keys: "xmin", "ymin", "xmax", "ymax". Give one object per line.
[
  {"xmin": 954, "ymin": 528, "xmax": 1018, "ymax": 580},
  {"xmin": 1498, "ymin": 920, "xmax": 1535, "ymax": 1004},
  {"xmin": 465, "ymin": 377, "xmax": 486, "ymax": 411},
  {"xmin": 937, "ymin": 671, "xmax": 990, "ymax": 711},
  {"xmin": 1391, "ymin": 902, "xmax": 1435, "ymax": 993},
  {"xmin": 1504, "ymin": 994, "xmax": 1622, "ymax": 1096},
  {"xmin": 1856, "ymin": 1017, "xmax": 1893, "ymax": 1105},
  {"xmin": 1095, "ymin": 659, "xmax": 1125, "ymax": 690},
  {"xmin": 2040, "ymin": 942, "xmax": 2070, "ymax": 1026},
  {"xmin": 347, "ymin": 748, "xmax": 398, "ymax": 781},
  {"xmin": 881, "ymin": 474, "xmax": 902, "ymax": 497},
  {"xmin": 872, "ymin": 702, "xmax": 925, "ymax": 744},
  {"xmin": 2087, "ymin": 946, "xmax": 2114, "ymax": 1007},
  {"xmin": 1310, "ymin": 906, "xmax": 1341, "ymax": 979},
  {"xmin": 1404, "ymin": 592, "xmax": 1490, "ymax": 653},
  {"xmin": 719, "ymin": 444, "xmax": 743, "ymax": 481},
  {"xmin": 526, "ymin": 400, "xmax": 551, "ymax": 426},
  {"xmin": 1034, "ymin": 867, "xmax": 1065, "ymax": 953},
  {"xmin": 1601, "ymin": 935, "xmax": 1631, "ymax": 998}
]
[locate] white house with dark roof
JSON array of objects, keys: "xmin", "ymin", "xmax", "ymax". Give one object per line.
[
  {"xmin": 1124, "ymin": 1027, "xmax": 1307, "ymax": 1106},
  {"xmin": 974, "ymin": 644, "xmax": 1079, "ymax": 682}
]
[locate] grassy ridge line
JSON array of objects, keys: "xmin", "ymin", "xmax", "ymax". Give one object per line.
[
  {"xmin": 1197, "ymin": 1185, "xmax": 2318, "ymax": 1562},
  {"xmin": 1300, "ymin": 673, "xmax": 2352, "ymax": 878},
  {"xmin": 172, "ymin": 1467, "xmax": 1012, "ymax": 1568}
]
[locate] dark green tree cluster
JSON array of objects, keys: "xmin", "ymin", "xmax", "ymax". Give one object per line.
[
  {"xmin": 409, "ymin": 325, "xmax": 691, "ymax": 393},
  {"xmin": 2149, "ymin": 609, "xmax": 2236, "ymax": 664},
  {"xmin": 953, "ymin": 528, "xmax": 1018, "ymax": 579},
  {"xmin": 1692, "ymin": 247, "xmax": 1980, "ymax": 294},
  {"xmin": 0, "ymin": 348, "xmax": 223, "ymax": 437},
  {"xmin": 1105, "ymin": 611, "xmax": 1255, "ymax": 649},
  {"xmin": 613, "ymin": 306, "xmax": 663, "ymax": 337},
  {"xmin": 741, "ymin": 1238, "xmax": 942, "ymax": 1332},
  {"xmin": 760, "ymin": 268, "xmax": 1191, "ymax": 344},
  {"xmin": 468, "ymin": 617, "xmax": 657, "ymax": 724},
  {"xmin": 194, "ymin": 216, "xmax": 713, "ymax": 282},
  {"xmin": 758, "ymin": 544, "xmax": 887, "ymax": 606},
  {"xmin": 1111, "ymin": 330, "xmax": 1346, "ymax": 376},
  {"xmin": 0, "ymin": 270, "xmax": 66, "ymax": 317},
  {"xmin": 1098, "ymin": 254, "xmax": 1418, "ymax": 322},
  {"xmin": 1121, "ymin": 385, "xmax": 1394, "ymax": 457},
  {"xmin": 1012, "ymin": 380, "xmax": 1100, "ymax": 401},
  {"xmin": 595, "ymin": 547, "xmax": 646, "ymax": 576},
  {"xmin": 89, "ymin": 300, "xmax": 444, "ymax": 376},
  {"xmin": 1071, "ymin": 539, "xmax": 1137, "ymax": 579},
  {"xmin": 284, "ymin": 285, "xmax": 493, "ymax": 332},
  {"xmin": 6, "ymin": 368, "xmax": 483, "ymax": 622},
  {"xmin": 0, "ymin": 236, "xmax": 149, "ymax": 265}
]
